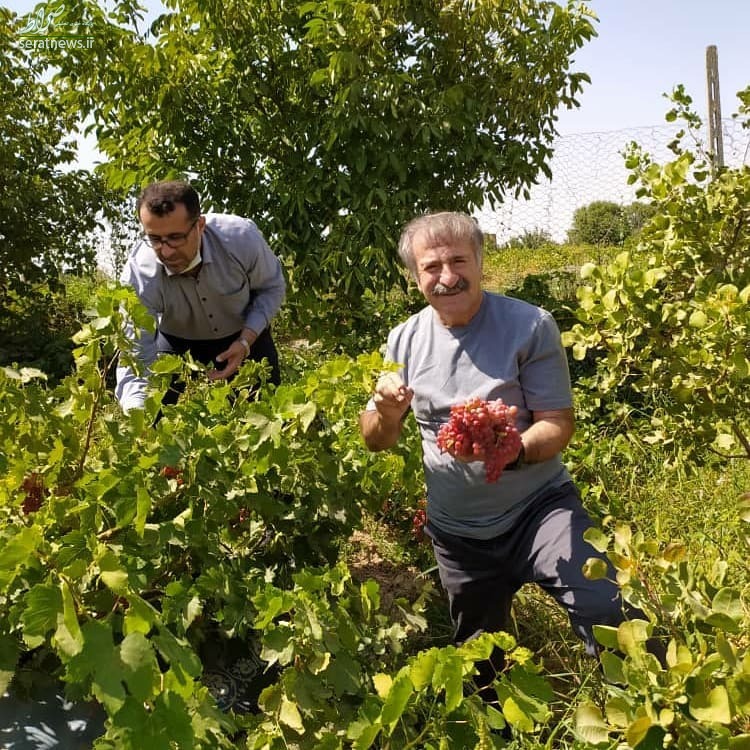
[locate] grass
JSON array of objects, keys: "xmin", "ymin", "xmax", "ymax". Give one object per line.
[{"xmin": 482, "ymin": 242, "xmax": 618, "ymax": 293}]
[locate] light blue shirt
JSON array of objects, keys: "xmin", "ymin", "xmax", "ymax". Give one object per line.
[{"xmin": 115, "ymin": 213, "xmax": 286, "ymax": 411}]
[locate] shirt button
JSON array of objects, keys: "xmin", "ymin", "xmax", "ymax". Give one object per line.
[
  {"xmin": 202, "ymin": 297, "xmax": 207, "ymax": 301},
  {"xmin": 213, "ymin": 328, "xmax": 218, "ymax": 332},
  {"xmin": 208, "ymin": 314, "xmax": 213, "ymax": 318}
]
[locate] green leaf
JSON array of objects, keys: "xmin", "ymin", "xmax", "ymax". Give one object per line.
[
  {"xmin": 409, "ymin": 649, "xmax": 437, "ymax": 690},
  {"xmin": 503, "ymin": 696, "xmax": 534, "ymax": 732},
  {"xmin": 98, "ymin": 550, "xmax": 130, "ymax": 594},
  {"xmin": 599, "ymin": 650, "xmax": 625, "ymax": 685},
  {"xmin": 135, "ymin": 485, "xmax": 151, "ymax": 537},
  {"xmin": 583, "ymin": 527, "xmax": 609, "ymax": 553},
  {"xmin": 0, "ymin": 526, "xmax": 43, "ymax": 586},
  {"xmin": 120, "ymin": 632, "xmax": 161, "ymax": 701},
  {"xmin": 372, "ymin": 672, "xmax": 391, "ymax": 698},
  {"xmin": 433, "ymin": 650, "xmax": 464, "ymax": 713},
  {"xmin": 688, "ymin": 310, "xmax": 708, "ymax": 328},
  {"xmin": 605, "ymin": 696, "xmax": 632, "ymax": 727},
  {"xmin": 54, "ymin": 580, "xmax": 83, "ymax": 658},
  {"xmin": 325, "ymin": 652, "xmax": 361, "ymax": 696},
  {"xmin": 22, "ymin": 584, "xmax": 62, "ymax": 639},
  {"xmin": 626, "ymin": 715, "xmax": 653, "ymax": 748},
  {"xmin": 617, "ymin": 619, "xmax": 651, "ymax": 658},
  {"xmin": 66, "ymin": 619, "xmax": 127, "ymax": 714},
  {"xmin": 583, "ymin": 557, "xmax": 609, "ymax": 580},
  {"xmin": 689, "ymin": 685, "xmax": 732, "ymax": 724},
  {"xmin": 592, "ymin": 624, "xmax": 619, "ymax": 650},
  {"xmin": 380, "ymin": 673, "xmax": 413, "ymax": 731},
  {"xmin": 279, "ymin": 695, "xmax": 304, "ymax": 732},
  {"xmin": 573, "ymin": 701, "xmax": 610, "ymax": 745},
  {"xmin": 711, "ymin": 587, "xmax": 744, "ymax": 621}
]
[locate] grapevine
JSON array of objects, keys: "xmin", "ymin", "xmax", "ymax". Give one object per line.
[{"xmin": 436, "ymin": 397, "xmax": 522, "ymax": 482}]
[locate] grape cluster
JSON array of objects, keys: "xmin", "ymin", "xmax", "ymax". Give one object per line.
[
  {"xmin": 160, "ymin": 465, "xmax": 185, "ymax": 487},
  {"xmin": 21, "ymin": 473, "xmax": 46, "ymax": 515},
  {"xmin": 436, "ymin": 397, "xmax": 522, "ymax": 483},
  {"xmin": 411, "ymin": 498, "xmax": 428, "ymax": 543}
]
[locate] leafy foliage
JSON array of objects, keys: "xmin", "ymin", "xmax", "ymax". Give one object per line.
[
  {"xmin": 42, "ymin": 0, "xmax": 595, "ymax": 339},
  {"xmin": 567, "ymin": 199, "xmax": 657, "ymax": 246},
  {"xmin": 499, "ymin": 227, "xmax": 557, "ymax": 251},
  {"xmin": 0, "ymin": 10, "xmax": 103, "ymax": 294},
  {"xmin": 579, "ymin": 521, "xmax": 750, "ymax": 749},
  {"xmin": 0, "ymin": 275, "xmax": 101, "ymax": 384},
  {"xmin": 563, "ymin": 89, "xmax": 750, "ymax": 461}
]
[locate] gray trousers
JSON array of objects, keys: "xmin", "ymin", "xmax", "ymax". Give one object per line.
[{"xmin": 425, "ymin": 481, "xmax": 629, "ymax": 657}]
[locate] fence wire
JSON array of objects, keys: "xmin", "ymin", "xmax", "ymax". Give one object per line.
[{"xmin": 476, "ymin": 119, "xmax": 750, "ymax": 246}]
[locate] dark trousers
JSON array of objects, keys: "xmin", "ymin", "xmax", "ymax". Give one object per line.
[
  {"xmin": 156, "ymin": 328, "xmax": 280, "ymax": 406},
  {"xmin": 425, "ymin": 482, "xmax": 638, "ymax": 693}
]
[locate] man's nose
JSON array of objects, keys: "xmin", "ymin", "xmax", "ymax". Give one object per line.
[
  {"xmin": 157, "ymin": 243, "xmax": 176, "ymax": 260},
  {"xmin": 439, "ymin": 265, "xmax": 459, "ymax": 286}
]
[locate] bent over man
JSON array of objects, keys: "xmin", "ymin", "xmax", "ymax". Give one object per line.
[{"xmin": 116, "ymin": 180, "xmax": 286, "ymax": 412}]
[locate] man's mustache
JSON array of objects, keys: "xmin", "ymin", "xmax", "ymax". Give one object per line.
[{"xmin": 432, "ymin": 278, "xmax": 469, "ymax": 296}]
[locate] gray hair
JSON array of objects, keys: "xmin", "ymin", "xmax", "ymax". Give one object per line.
[{"xmin": 397, "ymin": 212, "xmax": 484, "ymax": 278}]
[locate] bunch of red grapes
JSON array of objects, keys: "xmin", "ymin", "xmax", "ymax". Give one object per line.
[
  {"xmin": 21, "ymin": 473, "xmax": 46, "ymax": 515},
  {"xmin": 437, "ymin": 397, "xmax": 522, "ymax": 483},
  {"xmin": 411, "ymin": 499, "xmax": 428, "ymax": 543}
]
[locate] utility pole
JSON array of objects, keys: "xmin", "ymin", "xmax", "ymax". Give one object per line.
[{"xmin": 706, "ymin": 45, "xmax": 724, "ymax": 170}]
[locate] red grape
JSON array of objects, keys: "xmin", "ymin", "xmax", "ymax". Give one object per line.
[{"xmin": 436, "ymin": 397, "xmax": 522, "ymax": 483}]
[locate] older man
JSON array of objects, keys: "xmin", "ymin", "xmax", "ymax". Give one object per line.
[
  {"xmin": 360, "ymin": 212, "xmax": 633, "ymax": 684},
  {"xmin": 116, "ymin": 180, "xmax": 286, "ymax": 412}
]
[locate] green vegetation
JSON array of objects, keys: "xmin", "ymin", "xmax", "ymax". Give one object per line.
[
  {"xmin": 567, "ymin": 199, "xmax": 657, "ymax": 246},
  {"xmin": 2, "ymin": 2, "xmax": 748, "ymax": 744},
  {"xmin": 35, "ymin": 0, "xmax": 595, "ymax": 340},
  {"xmin": 0, "ymin": 10, "xmax": 103, "ymax": 295}
]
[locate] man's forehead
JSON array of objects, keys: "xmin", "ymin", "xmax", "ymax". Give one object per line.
[{"xmin": 414, "ymin": 231, "xmax": 472, "ymax": 256}]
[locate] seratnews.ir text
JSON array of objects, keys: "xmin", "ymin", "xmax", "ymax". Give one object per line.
[{"xmin": 20, "ymin": 37, "xmax": 94, "ymax": 50}]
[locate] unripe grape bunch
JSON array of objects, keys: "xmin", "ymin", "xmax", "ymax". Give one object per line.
[{"xmin": 436, "ymin": 397, "xmax": 522, "ymax": 482}]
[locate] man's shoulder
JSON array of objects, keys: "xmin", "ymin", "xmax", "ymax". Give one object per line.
[
  {"xmin": 204, "ymin": 213, "xmax": 262, "ymax": 240},
  {"xmin": 484, "ymin": 292, "xmax": 552, "ymax": 324},
  {"xmin": 484, "ymin": 291, "xmax": 542, "ymax": 313},
  {"xmin": 122, "ymin": 241, "xmax": 161, "ymax": 284},
  {"xmin": 389, "ymin": 305, "xmax": 432, "ymax": 338}
]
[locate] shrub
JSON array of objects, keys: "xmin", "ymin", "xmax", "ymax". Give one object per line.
[{"xmin": 567, "ymin": 200, "xmax": 656, "ymax": 246}]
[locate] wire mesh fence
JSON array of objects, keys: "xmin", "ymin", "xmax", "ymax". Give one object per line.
[{"xmin": 476, "ymin": 118, "xmax": 750, "ymax": 247}]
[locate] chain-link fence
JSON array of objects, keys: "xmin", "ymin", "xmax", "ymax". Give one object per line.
[{"xmin": 476, "ymin": 118, "xmax": 750, "ymax": 246}]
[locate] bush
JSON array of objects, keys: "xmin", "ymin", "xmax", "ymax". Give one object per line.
[
  {"xmin": 567, "ymin": 200, "xmax": 656, "ymax": 246},
  {"xmin": 500, "ymin": 227, "xmax": 557, "ymax": 250},
  {"xmin": 0, "ymin": 274, "xmax": 101, "ymax": 383}
]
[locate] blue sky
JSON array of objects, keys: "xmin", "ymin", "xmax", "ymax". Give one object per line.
[
  {"xmin": 556, "ymin": 0, "xmax": 749, "ymax": 133},
  {"xmin": 7, "ymin": 0, "xmax": 749, "ymax": 158}
]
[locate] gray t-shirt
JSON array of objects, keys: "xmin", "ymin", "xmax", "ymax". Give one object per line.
[{"xmin": 382, "ymin": 292, "xmax": 573, "ymax": 539}]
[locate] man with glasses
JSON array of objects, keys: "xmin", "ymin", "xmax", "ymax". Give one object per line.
[{"xmin": 115, "ymin": 180, "xmax": 286, "ymax": 412}]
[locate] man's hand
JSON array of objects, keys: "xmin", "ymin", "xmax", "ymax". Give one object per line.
[
  {"xmin": 373, "ymin": 372, "xmax": 414, "ymax": 420},
  {"xmin": 359, "ymin": 372, "xmax": 414, "ymax": 451},
  {"xmin": 208, "ymin": 328, "xmax": 258, "ymax": 381}
]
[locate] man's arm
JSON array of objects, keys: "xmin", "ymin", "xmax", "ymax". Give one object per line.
[
  {"xmin": 359, "ymin": 372, "xmax": 414, "ymax": 451},
  {"xmin": 238, "ymin": 220, "xmax": 286, "ymax": 336},
  {"xmin": 115, "ymin": 314, "xmax": 158, "ymax": 412},
  {"xmin": 517, "ymin": 407, "xmax": 575, "ymax": 464}
]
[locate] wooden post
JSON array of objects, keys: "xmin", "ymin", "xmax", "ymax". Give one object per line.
[{"xmin": 706, "ymin": 45, "xmax": 724, "ymax": 170}]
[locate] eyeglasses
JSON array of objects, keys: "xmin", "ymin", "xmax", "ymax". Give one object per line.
[{"xmin": 143, "ymin": 217, "xmax": 199, "ymax": 248}]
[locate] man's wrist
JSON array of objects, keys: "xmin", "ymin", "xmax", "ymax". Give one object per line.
[
  {"xmin": 237, "ymin": 336, "xmax": 251, "ymax": 356},
  {"xmin": 505, "ymin": 443, "xmax": 526, "ymax": 471}
]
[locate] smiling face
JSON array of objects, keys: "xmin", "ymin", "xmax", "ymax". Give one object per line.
[
  {"xmin": 139, "ymin": 202, "xmax": 205, "ymax": 275},
  {"xmin": 412, "ymin": 229, "xmax": 484, "ymax": 327}
]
